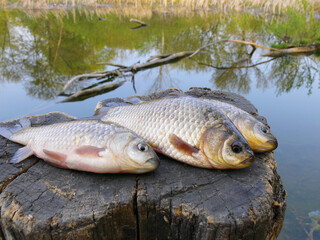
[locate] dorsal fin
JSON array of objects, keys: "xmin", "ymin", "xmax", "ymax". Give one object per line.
[
  {"xmin": 165, "ymin": 91, "xmax": 187, "ymax": 99},
  {"xmin": 124, "ymin": 96, "xmax": 144, "ymax": 104}
]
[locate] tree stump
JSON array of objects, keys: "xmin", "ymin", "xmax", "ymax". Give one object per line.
[{"xmin": 0, "ymin": 88, "xmax": 286, "ymax": 240}]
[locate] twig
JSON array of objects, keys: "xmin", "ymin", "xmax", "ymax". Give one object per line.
[
  {"xmin": 147, "ymin": 54, "xmax": 172, "ymax": 62},
  {"xmin": 189, "ymin": 39, "xmax": 275, "ymax": 58},
  {"xmin": 131, "ymin": 75, "xmax": 137, "ymax": 93},
  {"xmin": 197, "ymin": 57, "xmax": 278, "ymax": 70},
  {"xmin": 60, "ymin": 72, "xmax": 106, "ymax": 95},
  {"xmin": 96, "ymin": 62, "xmax": 128, "ymax": 68},
  {"xmin": 225, "ymin": 39, "xmax": 277, "ymax": 50},
  {"xmin": 131, "ymin": 51, "xmax": 195, "ymax": 71},
  {"xmin": 131, "ymin": 25, "xmax": 149, "ymax": 30},
  {"xmin": 290, "ymin": 208, "xmax": 312, "ymax": 239},
  {"xmin": 53, "ymin": 25, "xmax": 63, "ymax": 65},
  {"xmin": 189, "ymin": 43, "xmax": 215, "ymax": 58},
  {"xmin": 129, "ymin": 18, "xmax": 149, "ymax": 26}
]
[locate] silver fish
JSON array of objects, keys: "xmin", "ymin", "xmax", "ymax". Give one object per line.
[
  {"xmin": 100, "ymin": 96, "xmax": 254, "ymax": 169},
  {"xmin": 0, "ymin": 118, "xmax": 159, "ymax": 174},
  {"xmin": 200, "ymin": 98, "xmax": 278, "ymax": 152}
]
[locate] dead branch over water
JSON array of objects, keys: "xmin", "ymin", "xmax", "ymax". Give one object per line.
[
  {"xmin": 59, "ymin": 81, "xmax": 125, "ymax": 103},
  {"xmin": 60, "ymin": 39, "xmax": 317, "ymax": 101},
  {"xmin": 60, "ymin": 51, "xmax": 196, "ymax": 95},
  {"xmin": 129, "ymin": 18, "xmax": 149, "ymax": 26}
]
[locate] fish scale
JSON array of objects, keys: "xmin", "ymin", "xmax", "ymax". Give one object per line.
[
  {"xmin": 13, "ymin": 121, "xmax": 113, "ymax": 151},
  {"xmin": 101, "ymin": 96, "xmax": 254, "ymax": 169}
]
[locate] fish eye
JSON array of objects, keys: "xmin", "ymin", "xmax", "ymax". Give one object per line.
[
  {"xmin": 261, "ymin": 127, "xmax": 269, "ymax": 134},
  {"xmin": 137, "ymin": 143, "xmax": 148, "ymax": 152},
  {"xmin": 231, "ymin": 142, "xmax": 242, "ymax": 154}
]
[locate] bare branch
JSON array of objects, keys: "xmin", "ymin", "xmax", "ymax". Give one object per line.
[
  {"xmin": 130, "ymin": 18, "xmax": 149, "ymax": 26},
  {"xmin": 96, "ymin": 62, "xmax": 128, "ymax": 68},
  {"xmin": 198, "ymin": 57, "xmax": 279, "ymax": 70},
  {"xmin": 262, "ymin": 46, "xmax": 316, "ymax": 57},
  {"xmin": 59, "ymin": 81, "xmax": 125, "ymax": 103},
  {"xmin": 60, "ymin": 72, "xmax": 106, "ymax": 95}
]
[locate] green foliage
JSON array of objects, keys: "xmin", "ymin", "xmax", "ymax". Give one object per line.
[
  {"xmin": 269, "ymin": 0, "xmax": 320, "ymax": 46},
  {"xmin": 270, "ymin": 42, "xmax": 288, "ymax": 49}
]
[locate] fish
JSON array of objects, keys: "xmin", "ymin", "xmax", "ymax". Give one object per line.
[
  {"xmin": 100, "ymin": 96, "xmax": 254, "ymax": 169},
  {"xmin": 200, "ymin": 98, "xmax": 278, "ymax": 152},
  {"xmin": 0, "ymin": 118, "xmax": 159, "ymax": 174}
]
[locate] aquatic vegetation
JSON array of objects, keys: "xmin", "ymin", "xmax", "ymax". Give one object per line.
[
  {"xmin": 270, "ymin": 43, "xmax": 288, "ymax": 49},
  {"xmin": 269, "ymin": 0, "xmax": 320, "ymax": 46}
]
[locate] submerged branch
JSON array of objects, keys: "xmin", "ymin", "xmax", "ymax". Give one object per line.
[
  {"xmin": 58, "ymin": 81, "xmax": 125, "ymax": 103},
  {"xmin": 224, "ymin": 39, "xmax": 277, "ymax": 50},
  {"xmin": 198, "ymin": 57, "xmax": 279, "ymax": 70},
  {"xmin": 61, "ymin": 51, "xmax": 197, "ymax": 95},
  {"xmin": 262, "ymin": 46, "xmax": 316, "ymax": 57},
  {"xmin": 60, "ymin": 39, "xmax": 317, "ymax": 102},
  {"xmin": 129, "ymin": 18, "xmax": 149, "ymax": 30},
  {"xmin": 96, "ymin": 62, "xmax": 128, "ymax": 68},
  {"xmin": 60, "ymin": 72, "xmax": 106, "ymax": 95}
]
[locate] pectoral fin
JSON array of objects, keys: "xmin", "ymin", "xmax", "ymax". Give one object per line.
[
  {"xmin": 147, "ymin": 141, "xmax": 161, "ymax": 153},
  {"xmin": 75, "ymin": 145, "xmax": 105, "ymax": 157},
  {"xmin": 169, "ymin": 134, "xmax": 199, "ymax": 156},
  {"xmin": 43, "ymin": 149, "xmax": 67, "ymax": 162},
  {"xmin": 43, "ymin": 149, "xmax": 68, "ymax": 169},
  {"xmin": 10, "ymin": 146, "xmax": 33, "ymax": 164}
]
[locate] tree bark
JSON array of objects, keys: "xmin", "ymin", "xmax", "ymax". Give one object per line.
[{"xmin": 0, "ymin": 88, "xmax": 286, "ymax": 240}]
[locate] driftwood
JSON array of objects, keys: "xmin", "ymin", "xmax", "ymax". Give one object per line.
[
  {"xmin": 0, "ymin": 88, "xmax": 286, "ymax": 239},
  {"xmin": 60, "ymin": 51, "xmax": 196, "ymax": 96},
  {"xmin": 129, "ymin": 18, "xmax": 149, "ymax": 30},
  {"xmin": 262, "ymin": 45, "xmax": 317, "ymax": 57},
  {"xmin": 58, "ymin": 81, "xmax": 125, "ymax": 103},
  {"xmin": 60, "ymin": 72, "xmax": 107, "ymax": 95},
  {"xmin": 129, "ymin": 18, "xmax": 149, "ymax": 26}
]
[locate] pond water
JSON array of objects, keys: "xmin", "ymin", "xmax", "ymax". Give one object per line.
[{"xmin": 0, "ymin": 7, "xmax": 320, "ymax": 239}]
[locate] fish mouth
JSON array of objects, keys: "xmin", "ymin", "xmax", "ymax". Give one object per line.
[
  {"xmin": 267, "ymin": 139, "xmax": 278, "ymax": 150},
  {"xmin": 241, "ymin": 155, "xmax": 255, "ymax": 164},
  {"xmin": 146, "ymin": 156, "xmax": 160, "ymax": 169}
]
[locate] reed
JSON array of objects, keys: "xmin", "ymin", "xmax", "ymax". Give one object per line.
[{"xmin": 2, "ymin": 0, "xmax": 320, "ymax": 14}]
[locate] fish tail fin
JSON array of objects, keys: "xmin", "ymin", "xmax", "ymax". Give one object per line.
[
  {"xmin": 0, "ymin": 127, "xmax": 13, "ymax": 139},
  {"xmin": 0, "ymin": 118, "xmax": 33, "ymax": 164},
  {"xmin": 10, "ymin": 146, "xmax": 33, "ymax": 164},
  {"xmin": 0, "ymin": 118, "xmax": 31, "ymax": 140}
]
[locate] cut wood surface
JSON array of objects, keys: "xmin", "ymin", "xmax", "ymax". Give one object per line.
[{"xmin": 0, "ymin": 88, "xmax": 286, "ymax": 240}]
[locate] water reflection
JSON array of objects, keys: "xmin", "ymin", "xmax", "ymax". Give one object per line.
[{"xmin": 0, "ymin": 8, "xmax": 319, "ymax": 101}]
